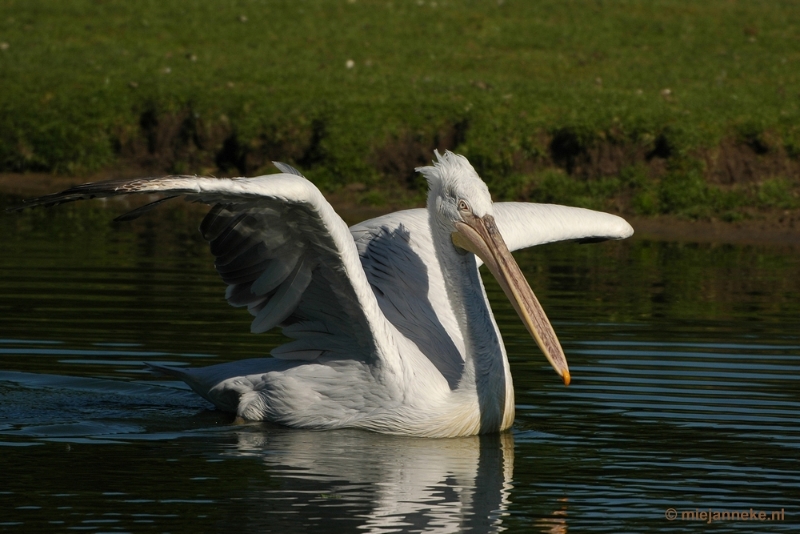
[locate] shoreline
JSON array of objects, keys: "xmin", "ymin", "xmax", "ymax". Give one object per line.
[
  {"xmin": 3, "ymin": 172, "xmax": 798, "ymax": 248},
  {"xmin": 625, "ymin": 215, "xmax": 800, "ymax": 248}
]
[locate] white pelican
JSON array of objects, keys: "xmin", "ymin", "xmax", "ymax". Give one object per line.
[{"xmin": 15, "ymin": 150, "xmax": 633, "ymax": 437}]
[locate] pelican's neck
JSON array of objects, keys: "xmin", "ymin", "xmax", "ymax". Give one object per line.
[{"xmin": 428, "ymin": 209, "xmax": 515, "ymax": 431}]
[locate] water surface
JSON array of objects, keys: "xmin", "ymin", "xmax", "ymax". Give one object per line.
[{"xmin": 1, "ymin": 199, "xmax": 799, "ymax": 532}]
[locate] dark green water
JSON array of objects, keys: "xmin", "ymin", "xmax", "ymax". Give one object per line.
[{"xmin": 1, "ymin": 199, "xmax": 799, "ymax": 533}]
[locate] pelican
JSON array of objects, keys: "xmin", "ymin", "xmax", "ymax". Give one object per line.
[{"xmin": 14, "ymin": 150, "xmax": 632, "ymax": 437}]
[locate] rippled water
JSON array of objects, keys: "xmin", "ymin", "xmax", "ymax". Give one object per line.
[{"xmin": 2, "ymin": 199, "xmax": 799, "ymax": 532}]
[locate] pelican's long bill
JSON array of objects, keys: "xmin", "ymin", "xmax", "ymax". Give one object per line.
[{"xmin": 453, "ymin": 214, "xmax": 571, "ymax": 386}]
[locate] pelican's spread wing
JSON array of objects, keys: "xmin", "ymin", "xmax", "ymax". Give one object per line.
[
  {"xmin": 18, "ymin": 173, "xmax": 389, "ymax": 364},
  {"xmin": 492, "ymin": 202, "xmax": 634, "ymax": 252}
]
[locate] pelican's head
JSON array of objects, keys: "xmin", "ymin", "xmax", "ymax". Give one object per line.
[
  {"xmin": 419, "ymin": 150, "xmax": 494, "ymax": 226},
  {"xmin": 417, "ymin": 150, "xmax": 571, "ymax": 386}
]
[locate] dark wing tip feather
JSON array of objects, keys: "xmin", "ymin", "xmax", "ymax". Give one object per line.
[
  {"xmin": 6, "ymin": 179, "xmax": 135, "ymax": 212},
  {"xmin": 576, "ymin": 236, "xmax": 612, "ymax": 244},
  {"xmin": 6, "ymin": 175, "xmax": 197, "ymax": 213},
  {"xmin": 113, "ymin": 195, "xmax": 181, "ymax": 222}
]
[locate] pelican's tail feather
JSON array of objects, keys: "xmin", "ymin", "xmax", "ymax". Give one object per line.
[{"xmin": 146, "ymin": 359, "xmax": 278, "ymax": 414}]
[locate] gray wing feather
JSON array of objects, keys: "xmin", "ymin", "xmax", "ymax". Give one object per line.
[
  {"xmin": 251, "ymin": 258, "xmax": 313, "ymax": 333},
  {"xmin": 272, "ymin": 161, "xmax": 304, "ymax": 177}
]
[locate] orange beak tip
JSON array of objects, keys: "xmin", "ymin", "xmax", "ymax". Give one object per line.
[{"xmin": 562, "ymin": 370, "xmax": 571, "ymax": 386}]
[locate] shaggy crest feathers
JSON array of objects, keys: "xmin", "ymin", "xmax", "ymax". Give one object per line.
[
  {"xmin": 416, "ymin": 150, "xmax": 493, "ymax": 217},
  {"xmin": 416, "ymin": 150, "xmax": 479, "ymax": 191}
]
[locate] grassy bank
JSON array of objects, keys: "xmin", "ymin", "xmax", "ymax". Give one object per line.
[{"xmin": 1, "ymin": 0, "xmax": 799, "ymax": 218}]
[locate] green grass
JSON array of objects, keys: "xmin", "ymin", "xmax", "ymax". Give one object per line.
[{"xmin": 1, "ymin": 0, "xmax": 799, "ymax": 217}]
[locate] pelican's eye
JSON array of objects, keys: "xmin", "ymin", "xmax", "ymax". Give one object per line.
[{"xmin": 457, "ymin": 199, "xmax": 470, "ymax": 213}]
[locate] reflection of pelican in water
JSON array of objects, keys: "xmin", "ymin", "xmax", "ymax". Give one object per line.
[
  {"xmin": 15, "ymin": 151, "xmax": 632, "ymax": 437},
  {"xmin": 230, "ymin": 427, "xmax": 515, "ymax": 533}
]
